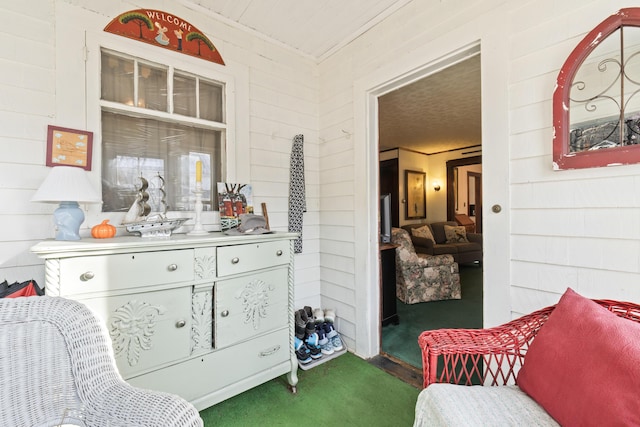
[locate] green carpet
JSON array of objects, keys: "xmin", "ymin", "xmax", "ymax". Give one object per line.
[
  {"xmin": 199, "ymin": 352, "xmax": 420, "ymax": 426},
  {"xmin": 381, "ymin": 264, "xmax": 483, "ymax": 368}
]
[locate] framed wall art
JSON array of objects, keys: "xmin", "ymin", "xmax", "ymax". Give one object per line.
[
  {"xmin": 46, "ymin": 125, "xmax": 93, "ymax": 171},
  {"xmin": 405, "ymin": 170, "xmax": 426, "ymax": 219}
]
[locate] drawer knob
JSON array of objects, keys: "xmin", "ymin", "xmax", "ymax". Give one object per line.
[
  {"xmin": 231, "ymin": 257, "xmax": 240, "ymax": 264},
  {"xmin": 167, "ymin": 264, "xmax": 178, "ymax": 271},
  {"xmin": 80, "ymin": 271, "xmax": 95, "ymax": 281},
  {"xmin": 175, "ymin": 320, "xmax": 186, "ymax": 328},
  {"xmin": 276, "ymin": 250, "xmax": 283, "ymax": 256},
  {"xmin": 221, "ymin": 310, "xmax": 229, "ymax": 317}
]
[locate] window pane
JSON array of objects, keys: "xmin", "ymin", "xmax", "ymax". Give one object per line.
[
  {"xmin": 174, "ymin": 73, "xmax": 197, "ymax": 117},
  {"xmin": 101, "ymin": 51, "xmax": 134, "ymax": 105},
  {"xmin": 138, "ymin": 63, "xmax": 167, "ymax": 111},
  {"xmin": 101, "ymin": 111, "xmax": 221, "ymax": 213},
  {"xmin": 200, "ymin": 79, "xmax": 223, "ymax": 122}
]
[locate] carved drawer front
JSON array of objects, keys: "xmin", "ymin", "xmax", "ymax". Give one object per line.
[
  {"xmin": 78, "ymin": 286, "xmax": 191, "ymax": 379},
  {"xmin": 216, "ymin": 241, "xmax": 290, "ymax": 277},
  {"xmin": 194, "ymin": 247, "xmax": 216, "ymax": 281},
  {"xmin": 215, "ymin": 267, "xmax": 289, "ymax": 349},
  {"xmin": 59, "ymin": 250, "xmax": 194, "ymax": 295}
]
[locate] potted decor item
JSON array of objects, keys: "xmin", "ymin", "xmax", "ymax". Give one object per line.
[{"xmin": 91, "ymin": 219, "xmax": 116, "ymax": 239}]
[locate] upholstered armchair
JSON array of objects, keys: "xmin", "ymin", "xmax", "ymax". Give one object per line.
[
  {"xmin": 0, "ymin": 296, "xmax": 203, "ymax": 427},
  {"xmin": 391, "ymin": 227, "xmax": 461, "ymax": 304}
]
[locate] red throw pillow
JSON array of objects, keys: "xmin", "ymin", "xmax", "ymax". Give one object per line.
[{"xmin": 517, "ymin": 288, "xmax": 640, "ymax": 427}]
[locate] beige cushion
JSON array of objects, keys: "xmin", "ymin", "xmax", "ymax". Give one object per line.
[
  {"xmin": 444, "ymin": 225, "xmax": 468, "ymax": 243},
  {"xmin": 411, "ymin": 225, "xmax": 435, "ymax": 244}
]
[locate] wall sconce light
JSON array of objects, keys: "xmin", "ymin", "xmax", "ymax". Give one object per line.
[
  {"xmin": 31, "ymin": 166, "xmax": 102, "ymax": 240},
  {"xmin": 433, "ymin": 181, "xmax": 441, "ymax": 192}
]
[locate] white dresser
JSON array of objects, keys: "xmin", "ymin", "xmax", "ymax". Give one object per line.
[{"xmin": 31, "ymin": 232, "xmax": 299, "ymax": 410}]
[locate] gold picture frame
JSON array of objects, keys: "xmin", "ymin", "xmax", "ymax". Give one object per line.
[{"xmin": 405, "ymin": 170, "xmax": 426, "ymax": 219}]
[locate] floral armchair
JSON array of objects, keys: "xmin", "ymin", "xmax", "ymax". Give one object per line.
[{"xmin": 391, "ymin": 227, "xmax": 461, "ymax": 304}]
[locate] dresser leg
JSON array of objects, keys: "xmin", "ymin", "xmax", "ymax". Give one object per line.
[{"xmin": 287, "ymin": 356, "xmax": 299, "ymax": 393}]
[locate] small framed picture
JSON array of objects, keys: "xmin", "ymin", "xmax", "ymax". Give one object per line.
[{"xmin": 46, "ymin": 125, "xmax": 93, "ymax": 171}]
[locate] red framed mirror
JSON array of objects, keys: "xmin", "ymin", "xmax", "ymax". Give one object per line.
[{"xmin": 553, "ymin": 8, "xmax": 640, "ymax": 170}]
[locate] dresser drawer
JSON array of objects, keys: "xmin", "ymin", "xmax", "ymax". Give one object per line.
[
  {"xmin": 216, "ymin": 241, "xmax": 290, "ymax": 277},
  {"xmin": 78, "ymin": 286, "xmax": 192, "ymax": 379},
  {"xmin": 58, "ymin": 249, "xmax": 194, "ymax": 295},
  {"xmin": 208, "ymin": 327, "xmax": 290, "ymax": 391},
  {"xmin": 215, "ymin": 267, "xmax": 289, "ymax": 348},
  {"xmin": 128, "ymin": 327, "xmax": 290, "ymax": 401}
]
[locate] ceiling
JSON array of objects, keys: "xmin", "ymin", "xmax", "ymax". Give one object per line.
[
  {"xmin": 183, "ymin": 0, "xmax": 411, "ymax": 60},
  {"xmin": 378, "ymin": 55, "xmax": 482, "ymax": 154},
  {"xmin": 183, "ymin": 0, "xmax": 482, "ymax": 155}
]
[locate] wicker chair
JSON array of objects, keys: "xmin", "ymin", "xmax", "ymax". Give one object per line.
[
  {"xmin": 391, "ymin": 227, "xmax": 461, "ymax": 304},
  {"xmin": 418, "ymin": 298, "xmax": 640, "ymax": 388},
  {"xmin": 0, "ymin": 296, "xmax": 203, "ymax": 427}
]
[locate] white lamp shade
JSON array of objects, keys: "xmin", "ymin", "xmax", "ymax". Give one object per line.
[{"xmin": 31, "ymin": 166, "xmax": 101, "ymax": 203}]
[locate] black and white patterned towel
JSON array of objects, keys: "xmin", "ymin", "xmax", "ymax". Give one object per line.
[{"xmin": 288, "ymin": 134, "xmax": 306, "ymax": 253}]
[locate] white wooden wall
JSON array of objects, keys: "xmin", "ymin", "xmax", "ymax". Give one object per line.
[
  {"xmin": 319, "ymin": 0, "xmax": 640, "ymax": 357},
  {"xmin": 0, "ymin": 0, "xmax": 321, "ymax": 310},
  {"xmin": 4, "ymin": 0, "xmax": 640, "ymax": 361},
  {"xmin": 507, "ymin": 0, "xmax": 640, "ymax": 314}
]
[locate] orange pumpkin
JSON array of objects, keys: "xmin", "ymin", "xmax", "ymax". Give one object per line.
[{"xmin": 91, "ymin": 220, "xmax": 116, "ymax": 239}]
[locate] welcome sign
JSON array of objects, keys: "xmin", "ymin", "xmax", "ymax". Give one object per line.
[{"xmin": 104, "ymin": 9, "xmax": 225, "ymax": 66}]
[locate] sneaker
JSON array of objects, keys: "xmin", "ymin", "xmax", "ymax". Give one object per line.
[
  {"xmin": 315, "ymin": 325, "xmax": 334, "ymax": 355},
  {"xmin": 303, "ymin": 306, "xmax": 314, "ymax": 321},
  {"xmin": 324, "ymin": 308, "xmax": 336, "ymax": 323},
  {"xmin": 313, "ymin": 307, "xmax": 324, "ymax": 324},
  {"xmin": 294, "ymin": 337, "xmax": 312, "ymax": 364},
  {"xmin": 305, "ymin": 332, "xmax": 323, "ymax": 359},
  {"xmin": 305, "ymin": 321, "xmax": 316, "ymax": 338},
  {"xmin": 295, "ymin": 309, "xmax": 308, "ymax": 339},
  {"xmin": 323, "ymin": 322, "xmax": 344, "ymax": 351}
]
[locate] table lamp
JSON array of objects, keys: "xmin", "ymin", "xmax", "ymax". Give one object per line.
[{"xmin": 31, "ymin": 166, "xmax": 102, "ymax": 240}]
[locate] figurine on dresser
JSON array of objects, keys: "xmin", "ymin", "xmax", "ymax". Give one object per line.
[{"xmin": 122, "ymin": 174, "xmax": 190, "ymax": 238}]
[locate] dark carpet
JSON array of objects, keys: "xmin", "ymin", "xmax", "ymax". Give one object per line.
[{"xmin": 381, "ymin": 264, "xmax": 483, "ymax": 368}]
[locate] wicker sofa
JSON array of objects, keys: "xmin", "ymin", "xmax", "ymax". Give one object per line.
[
  {"xmin": 413, "ymin": 288, "xmax": 640, "ymax": 426},
  {"xmin": 402, "ymin": 222, "xmax": 482, "ymax": 264},
  {"xmin": 0, "ymin": 296, "xmax": 203, "ymax": 427}
]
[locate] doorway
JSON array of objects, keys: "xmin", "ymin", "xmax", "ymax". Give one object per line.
[
  {"xmin": 468, "ymin": 171, "xmax": 482, "ymax": 233},
  {"xmin": 379, "ymin": 158, "xmax": 399, "ymax": 228},
  {"xmin": 377, "ymin": 55, "xmax": 483, "ymax": 372},
  {"xmin": 446, "ymin": 156, "xmax": 482, "ymax": 231}
]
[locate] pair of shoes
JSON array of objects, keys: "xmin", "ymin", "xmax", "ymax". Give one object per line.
[
  {"xmin": 315, "ymin": 324, "xmax": 334, "ymax": 355},
  {"xmin": 295, "ymin": 337, "xmax": 312, "ymax": 364},
  {"xmin": 312, "ymin": 308, "xmax": 336, "ymax": 324},
  {"xmin": 321, "ymin": 322, "xmax": 344, "ymax": 351},
  {"xmin": 305, "ymin": 332, "xmax": 323, "ymax": 360}
]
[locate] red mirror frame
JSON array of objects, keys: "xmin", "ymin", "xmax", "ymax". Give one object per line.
[{"xmin": 553, "ymin": 8, "xmax": 640, "ymax": 170}]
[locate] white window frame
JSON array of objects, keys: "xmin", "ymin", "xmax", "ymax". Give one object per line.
[
  {"xmin": 99, "ymin": 48, "xmax": 226, "ymax": 215},
  {"xmin": 54, "ymin": 5, "xmax": 243, "ymax": 234}
]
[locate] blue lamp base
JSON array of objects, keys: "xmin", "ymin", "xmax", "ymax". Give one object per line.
[{"xmin": 53, "ymin": 201, "xmax": 85, "ymax": 241}]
